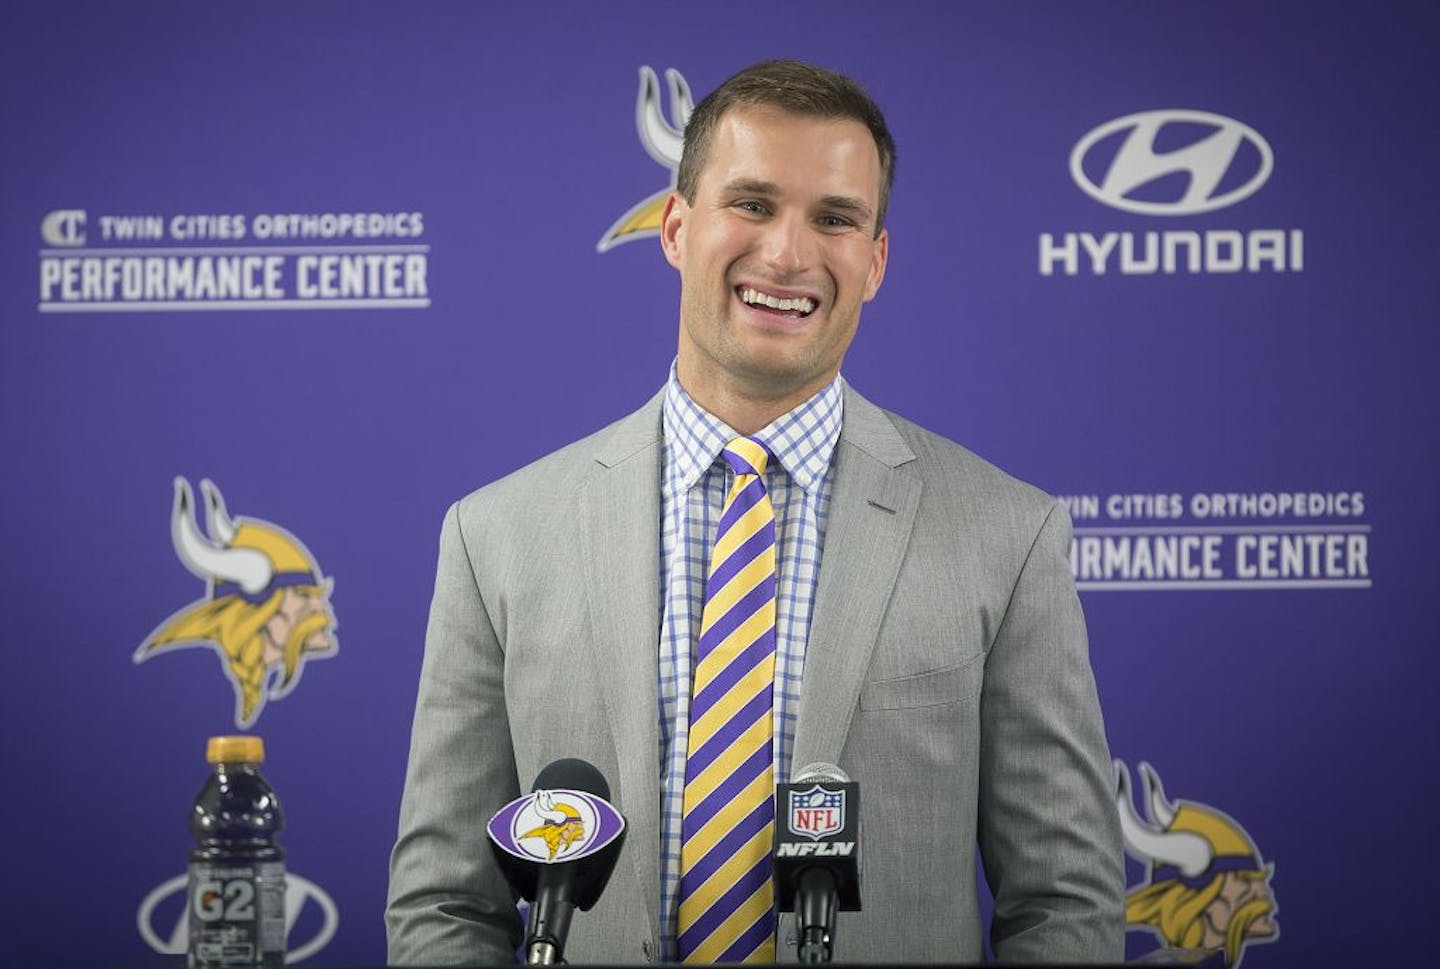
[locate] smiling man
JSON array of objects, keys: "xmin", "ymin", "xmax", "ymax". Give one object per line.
[
  {"xmin": 664, "ymin": 100, "xmax": 888, "ymax": 435},
  {"xmin": 388, "ymin": 60, "xmax": 1124, "ymax": 965}
]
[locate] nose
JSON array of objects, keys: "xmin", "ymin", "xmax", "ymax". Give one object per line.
[{"xmin": 760, "ymin": 209, "xmax": 817, "ymax": 278}]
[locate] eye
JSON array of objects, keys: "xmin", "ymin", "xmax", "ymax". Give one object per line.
[
  {"xmin": 734, "ymin": 199, "xmax": 770, "ymax": 215},
  {"xmin": 817, "ymin": 214, "xmax": 858, "ymax": 230}
]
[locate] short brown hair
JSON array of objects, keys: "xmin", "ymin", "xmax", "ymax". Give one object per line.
[{"xmin": 676, "ymin": 60, "xmax": 896, "ymax": 235}]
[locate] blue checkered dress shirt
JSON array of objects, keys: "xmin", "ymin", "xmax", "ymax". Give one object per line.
[{"xmin": 657, "ymin": 363, "xmax": 843, "ymax": 959}]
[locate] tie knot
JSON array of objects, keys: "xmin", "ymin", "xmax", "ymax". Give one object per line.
[{"xmin": 722, "ymin": 437, "xmax": 770, "ymax": 477}]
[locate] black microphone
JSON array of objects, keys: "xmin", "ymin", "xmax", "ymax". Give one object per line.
[
  {"xmin": 773, "ymin": 762, "xmax": 861, "ymax": 964},
  {"xmin": 486, "ymin": 758, "xmax": 628, "ymax": 965}
]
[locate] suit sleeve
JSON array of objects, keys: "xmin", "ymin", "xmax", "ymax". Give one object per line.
[
  {"xmin": 977, "ymin": 501, "xmax": 1126, "ymax": 963},
  {"xmin": 386, "ymin": 501, "xmax": 524, "ymax": 965}
]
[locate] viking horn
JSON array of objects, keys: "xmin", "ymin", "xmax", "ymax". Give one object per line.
[
  {"xmin": 637, "ymin": 65, "xmax": 684, "ymax": 169},
  {"xmin": 200, "ymin": 478, "xmax": 238, "ymax": 545},
  {"xmin": 1114, "ymin": 760, "xmax": 1213, "ymax": 877},
  {"xmin": 170, "ymin": 477, "xmax": 273, "ymax": 594},
  {"xmin": 664, "ymin": 67, "xmax": 694, "ymax": 131},
  {"xmin": 536, "ymin": 789, "xmax": 566, "ymax": 824},
  {"xmin": 1139, "ymin": 761, "xmax": 1178, "ymax": 828}
]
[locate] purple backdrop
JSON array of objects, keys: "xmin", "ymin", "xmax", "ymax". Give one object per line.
[{"xmin": 2, "ymin": 2, "xmax": 1437, "ymax": 966}]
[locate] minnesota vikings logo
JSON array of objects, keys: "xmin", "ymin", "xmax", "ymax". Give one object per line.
[
  {"xmin": 596, "ymin": 65, "xmax": 694, "ymax": 253},
  {"xmin": 1116, "ymin": 761, "xmax": 1278, "ymax": 968},
  {"xmin": 134, "ymin": 478, "xmax": 337, "ymax": 727},
  {"xmin": 518, "ymin": 790, "xmax": 587, "ymax": 861},
  {"xmin": 488, "ymin": 787, "xmax": 626, "ymax": 866}
]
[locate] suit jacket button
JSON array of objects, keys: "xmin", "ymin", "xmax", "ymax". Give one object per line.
[{"xmin": 642, "ymin": 939, "xmax": 655, "ymax": 962}]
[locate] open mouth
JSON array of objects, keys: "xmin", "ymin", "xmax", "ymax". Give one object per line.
[{"xmin": 736, "ymin": 285, "xmax": 818, "ymax": 320}]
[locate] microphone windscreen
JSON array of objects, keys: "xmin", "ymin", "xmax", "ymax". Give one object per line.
[
  {"xmin": 793, "ymin": 762, "xmax": 850, "ymax": 784},
  {"xmin": 532, "ymin": 757, "xmax": 611, "ymax": 800}
]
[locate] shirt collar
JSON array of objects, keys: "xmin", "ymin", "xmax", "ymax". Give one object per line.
[{"xmin": 661, "ymin": 360, "xmax": 844, "ymax": 496}]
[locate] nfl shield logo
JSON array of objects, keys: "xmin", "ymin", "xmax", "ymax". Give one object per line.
[{"xmin": 788, "ymin": 784, "xmax": 845, "ymax": 840}]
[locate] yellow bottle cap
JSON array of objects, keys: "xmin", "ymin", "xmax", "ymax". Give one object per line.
[{"xmin": 206, "ymin": 735, "xmax": 265, "ymax": 764}]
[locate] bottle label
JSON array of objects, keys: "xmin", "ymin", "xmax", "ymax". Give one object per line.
[{"xmin": 186, "ymin": 861, "xmax": 285, "ymax": 967}]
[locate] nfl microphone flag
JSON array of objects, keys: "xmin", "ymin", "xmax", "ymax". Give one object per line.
[{"xmin": 773, "ymin": 773, "xmax": 861, "ymax": 912}]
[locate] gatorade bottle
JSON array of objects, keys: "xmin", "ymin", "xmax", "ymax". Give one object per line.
[{"xmin": 187, "ymin": 736, "xmax": 286, "ymax": 968}]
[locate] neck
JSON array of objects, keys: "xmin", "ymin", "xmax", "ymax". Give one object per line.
[{"xmin": 675, "ymin": 360, "xmax": 833, "ymax": 435}]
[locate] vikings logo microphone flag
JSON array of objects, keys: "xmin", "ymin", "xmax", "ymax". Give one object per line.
[{"xmin": 488, "ymin": 789, "xmax": 627, "ymax": 865}]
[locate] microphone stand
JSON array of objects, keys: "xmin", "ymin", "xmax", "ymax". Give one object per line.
[
  {"xmin": 525, "ymin": 864, "xmax": 577, "ymax": 965},
  {"xmin": 794, "ymin": 868, "xmax": 839, "ymax": 964},
  {"xmin": 525, "ymin": 941, "xmax": 561, "ymax": 966}
]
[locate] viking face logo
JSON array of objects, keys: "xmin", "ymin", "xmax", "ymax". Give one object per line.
[
  {"xmin": 1116, "ymin": 761, "xmax": 1278, "ymax": 968},
  {"xmin": 517, "ymin": 790, "xmax": 588, "ymax": 861},
  {"xmin": 596, "ymin": 65, "xmax": 694, "ymax": 253},
  {"xmin": 134, "ymin": 478, "xmax": 337, "ymax": 727},
  {"xmin": 488, "ymin": 787, "xmax": 625, "ymax": 866}
]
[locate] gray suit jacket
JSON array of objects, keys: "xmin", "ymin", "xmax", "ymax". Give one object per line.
[{"xmin": 387, "ymin": 386, "xmax": 1124, "ymax": 965}]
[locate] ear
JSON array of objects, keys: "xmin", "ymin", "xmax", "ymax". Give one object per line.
[
  {"xmin": 862, "ymin": 227, "xmax": 889, "ymax": 302},
  {"xmin": 660, "ymin": 191, "xmax": 687, "ymax": 270}
]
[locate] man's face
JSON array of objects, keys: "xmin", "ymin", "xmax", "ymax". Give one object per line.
[{"xmin": 662, "ymin": 105, "xmax": 888, "ymax": 410}]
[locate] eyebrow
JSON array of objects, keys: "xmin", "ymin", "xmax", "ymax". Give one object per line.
[
  {"xmin": 721, "ymin": 178, "xmax": 781, "ymax": 197},
  {"xmin": 818, "ymin": 195, "xmax": 874, "ymax": 222},
  {"xmin": 720, "ymin": 178, "xmax": 875, "ymax": 224}
]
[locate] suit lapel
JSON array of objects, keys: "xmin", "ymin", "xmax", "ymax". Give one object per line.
[
  {"xmin": 580, "ymin": 393, "xmax": 664, "ymax": 941},
  {"xmin": 792, "ymin": 386, "xmax": 920, "ymax": 773}
]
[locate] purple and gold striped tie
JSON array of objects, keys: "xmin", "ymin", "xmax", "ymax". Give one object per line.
[{"xmin": 677, "ymin": 437, "xmax": 778, "ymax": 963}]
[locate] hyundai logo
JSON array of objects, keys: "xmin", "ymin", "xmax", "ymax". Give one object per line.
[
  {"xmin": 137, "ymin": 871, "xmax": 338, "ymax": 964},
  {"xmin": 1070, "ymin": 110, "xmax": 1273, "ymax": 216}
]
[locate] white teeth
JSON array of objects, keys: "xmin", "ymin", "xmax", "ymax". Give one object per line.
[{"xmin": 740, "ymin": 287, "xmax": 815, "ymax": 314}]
